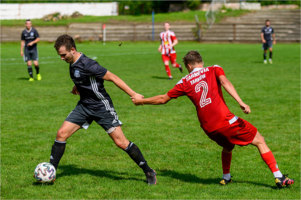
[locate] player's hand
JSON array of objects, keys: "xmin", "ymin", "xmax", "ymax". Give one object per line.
[
  {"xmin": 158, "ymin": 47, "xmax": 162, "ymax": 52},
  {"xmin": 20, "ymin": 51, "xmax": 23, "ymax": 57},
  {"xmin": 273, "ymin": 40, "xmax": 276, "ymax": 45},
  {"xmin": 131, "ymin": 93, "xmax": 144, "ymax": 106},
  {"xmin": 262, "ymin": 39, "xmax": 266, "ymax": 43},
  {"xmin": 70, "ymin": 85, "xmax": 80, "ymax": 95},
  {"xmin": 239, "ymin": 102, "xmax": 251, "ymax": 114},
  {"xmin": 27, "ymin": 42, "xmax": 33, "ymax": 46}
]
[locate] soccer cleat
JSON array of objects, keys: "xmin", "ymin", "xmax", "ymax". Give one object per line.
[
  {"xmin": 269, "ymin": 59, "xmax": 273, "ymax": 64},
  {"xmin": 220, "ymin": 177, "xmax": 233, "ymax": 185},
  {"xmin": 179, "ymin": 65, "xmax": 183, "ymax": 73},
  {"xmin": 29, "ymin": 77, "xmax": 34, "ymax": 81},
  {"xmin": 145, "ymin": 169, "xmax": 157, "ymax": 185},
  {"xmin": 263, "ymin": 60, "xmax": 267, "ymax": 64},
  {"xmin": 168, "ymin": 77, "xmax": 173, "ymax": 80},
  {"xmin": 37, "ymin": 74, "xmax": 42, "ymax": 81},
  {"xmin": 275, "ymin": 174, "xmax": 294, "ymax": 188}
]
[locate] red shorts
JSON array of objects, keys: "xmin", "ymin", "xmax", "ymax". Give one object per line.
[
  {"xmin": 205, "ymin": 117, "xmax": 257, "ymax": 150},
  {"xmin": 162, "ymin": 53, "xmax": 177, "ymax": 64}
]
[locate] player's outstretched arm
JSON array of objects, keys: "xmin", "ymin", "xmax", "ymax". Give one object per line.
[
  {"xmin": 218, "ymin": 75, "xmax": 251, "ymax": 114},
  {"xmin": 103, "ymin": 71, "xmax": 144, "ymax": 99},
  {"xmin": 131, "ymin": 94, "xmax": 171, "ymax": 106}
]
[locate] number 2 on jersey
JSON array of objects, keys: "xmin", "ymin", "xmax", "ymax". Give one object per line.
[{"xmin": 195, "ymin": 81, "xmax": 212, "ymax": 108}]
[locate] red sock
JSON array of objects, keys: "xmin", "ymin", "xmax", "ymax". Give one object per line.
[
  {"xmin": 261, "ymin": 151, "xmax": 279, "ymax": 173},
  {"xmin": 222, "ymin": 151, "xmax": 232, "ymax": 174},
  {"xmin": 172, "ymin": 63, "xmax": 180, "ymax": 68},
  {"xmin": 165, "ymin": 65, "xmax": 172, "ymax": 77}
]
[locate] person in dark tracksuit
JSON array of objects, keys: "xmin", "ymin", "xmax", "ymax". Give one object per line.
[{"xmin": 261, "ymin": 20, "xmax": 276, "ymax": 64}]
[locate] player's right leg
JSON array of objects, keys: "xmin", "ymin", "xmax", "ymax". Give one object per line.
[
  {"xmin": 162, "ymin": 55, "xmax": 172, "ymax": 79},
  {"xmin": 25, "ymin": 53, "xmax": 34, "ymax": 81},
  {"xmin": 251, "ymin": 131, "xmax": 294, "ymax": 188},
  {"xmin": 170, "ymin": 53, "xmax": 183, "ymax": 73},
  {"xmin": 269, "ymin": 45, "xmax": 273, "ymax": 64}
]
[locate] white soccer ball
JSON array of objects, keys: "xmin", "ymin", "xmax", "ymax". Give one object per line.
[{"xmin": 34, "ymin": 162, "xmax": 56, "ymax": 183}]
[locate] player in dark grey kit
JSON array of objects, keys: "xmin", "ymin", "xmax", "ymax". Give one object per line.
[
  {"xmin": 21, "ymin": 19, "xmax": 41, "ymax": 81},
  {"xmin": 49, "ymin": 34, "xmax": 157, "ymax": 185},
  {"xmin": 261, "ymin": 19, "xmax": 276, "ymax": 64}
]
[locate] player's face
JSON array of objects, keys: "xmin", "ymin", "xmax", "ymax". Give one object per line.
[
  {"xmin": 266, "ymin": 21, "xmax": 270, "ymax": 26},
  {"xmin": 25, "ymin": 21, "xmax": 32, "ymax": 30},
  {"xmin": 57, "ymin": 46, "xmax": 74, "ymax": 63},
  {"xmin": 164, "ymin": 23, "xmax": 170, "ymax": 31}
]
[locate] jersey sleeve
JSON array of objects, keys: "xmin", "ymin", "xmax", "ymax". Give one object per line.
[
  {"xmin": 167, "ymin": 79, "xmax": 185, "ymax": 99},
  {"xmin": 272, "ymin": 28, "xmax": 274, "ymax": 34},
  {"xmin": 213, "ymin": 65, "xmax": 226, "ymax": 79},
  {"xmin": 34, "ymin": 29, "xmax": 40, "ymax": 38},
  {"xmin": 261, "ymin": 27, "xmax": 264, "ymax": 33},
  {"xmin": 170, "ymin": 31, "xmax": 177, "ymax": 41},
  {"xmin": 86, "ymin": 62, "xmax": 108, "ymax": 79},
  {"xmin": 21, "ymin": 32, "xmax": 25, "ymax": 40}
]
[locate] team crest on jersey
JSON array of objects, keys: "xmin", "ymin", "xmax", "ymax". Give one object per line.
[
  {"xmin": 30, "ymin": 32, "xmax": 34, "ymax": 36},
  {"xmin": 74, "ymin": 70, "xmax": 80, "ymax": 78}
]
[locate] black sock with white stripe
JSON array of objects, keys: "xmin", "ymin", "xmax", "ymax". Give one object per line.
[
  {"xmin": 50, "ymin": 140, "xmax": 66, "ymax": 170},
  {"xmin": 27, "ymin": 65, "xmax": 33, "ymax": 78},
  {"xmin": 124, "ymin": 141, "xmax": 153, "ymax": 174},
  {"xmin": 35, "ymin": 65, "xmax": 40, "ymax": 74}
]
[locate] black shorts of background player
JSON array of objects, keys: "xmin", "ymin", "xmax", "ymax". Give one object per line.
[
  {"xmin": 261, "ymin": 19, "xmax": 276, "ymax": 64},
  {"xmin": 20, "ymin": 19, "xmax": 41, "ymax": 81},
  {"xmin": 49, "ymin": 34, "xmax": 157, "ymax": 185}
]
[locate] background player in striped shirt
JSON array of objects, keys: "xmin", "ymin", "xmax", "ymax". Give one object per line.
[
  {"xmin": 50, "ymin": 34, "xmax": 157, "ymax": 185},
  {"xmin": 132, "ymin": 51, "xmax": 294, "ymax": 188},
  {"xmin": 158, "ymin": 22, "xmax": 183, "ymax": 80}
]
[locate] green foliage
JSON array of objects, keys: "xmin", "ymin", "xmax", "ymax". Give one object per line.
[
  {"xmin": 186, "ymin": 0, "xmax": 202, "ymax": 10},
  {"xmin": 1, "ymin": 41, "xmax": 300, "ymax": 199}
]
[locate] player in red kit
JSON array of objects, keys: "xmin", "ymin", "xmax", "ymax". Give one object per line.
[
  {"xmin": 158, "ymin": 22, "xmax": 183, "ymax": 80},
  {"xmin": 132, "ymin": 51, "xmax": 294, "ymax": 188}
]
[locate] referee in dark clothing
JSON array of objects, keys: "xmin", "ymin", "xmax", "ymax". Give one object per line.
[
  {"xmin": 49, "ymin": 34, "xmax": 157, "ymax": 185},
  {"xmin": 20, "ymin": 19, "xmax": 41, "ymax": 81},
  {"xmin": 261, "ymin": 19, "xmax": 276, "ymax": 64}
]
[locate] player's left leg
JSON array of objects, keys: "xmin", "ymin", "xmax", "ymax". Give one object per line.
[
  {"xmin": 33, "ymin": 50, "xmax": 41, "ymax": 80},
  {"xmin": 269, "ymin": 47, "xmax": 273, "ymax": 64},
  {"xmin": 170, "ymin": 53, "xmax": 183, "ymax": 73},
  {"xmin": 220, "ymin": 147, "xmax": 234, "ymax": 185},
  {"xmin": 108, "ymin": 126, "xmax": 157, "ymax": 185},
  {"xmin": 251, "ymin": 131, "xmax": 294, "ymax": 188}
]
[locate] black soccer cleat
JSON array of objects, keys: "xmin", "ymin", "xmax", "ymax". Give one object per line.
[
  {"xmin": 145, "ymin": 169, "xmax": 157, "ymax": 185},
  {"xmin": 275, "ymin": 174, "xmax": 294, "ymax": 188},
  {"xmin": 220, "ymin": 176, "xmax": 233, "ymax": 185},
  {"xmin": 168, "ymin": 77, "xmax": 173, "ymax": 80},
  {"xmin": 179, "ymin": 65, "xmax": 183, "ymax": 73}
]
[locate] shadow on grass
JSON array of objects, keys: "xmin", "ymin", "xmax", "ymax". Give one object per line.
[
  {"xmin": 158, "ymin": 169, "xmax": 220, "ymax": 184},
  {"xmin": 55, "ymin": 164, "xmax": 144, "ymax": 182},
  {"xmin": 159, "ymin": 169, "xmax": 280, "ymax": 189},
  {"xmin": 18, "ymin": 77, "xmax": 31, "ymax": 80},
  {"xmin": 151, "ymin": 76, "xmax": 170, "ymax": 80}
]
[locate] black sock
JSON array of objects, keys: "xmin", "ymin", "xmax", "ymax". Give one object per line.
[
  {"xmin": 269, "ymin": 51, "xmax": 272, "ymax": 59},
  {"xmin": 124, "ymin": 141, "xmax": 152, "ymax": 174},
  {"xmin": 35, "ymin": 65, "xmax": 40, "ymax": 74},
  {"xmin": 263, "ymin": 53, "xmax": 267, "ymax": 60},
  {"xmin": 50, "ymin": 140, "xmax": 66, "ymax": 170},
  {"xmin": 28, "ymin": 65, "xmax": 33, "ymax": 78}
]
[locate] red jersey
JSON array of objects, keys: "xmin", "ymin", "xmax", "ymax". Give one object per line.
[
  {"xmin": 160, "ymin": 30, "xmax": 177, "ymax": 55},
  {"xmin": 167, "ymin": 66, "xmax": 236, "ymax": 133}
]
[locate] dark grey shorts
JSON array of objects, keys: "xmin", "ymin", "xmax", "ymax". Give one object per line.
[
  {"xmin": 24, "ymin": 50, "xmax": 38, "ymax": 62},
  {"xmin": 65, "ymin": 103, "xmax": 122, "ymax": 133},
  {"xmin": 262, "ymin": 41, "xmax": 273, "ymax": 50}
]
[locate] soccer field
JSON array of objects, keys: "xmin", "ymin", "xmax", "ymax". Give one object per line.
[{"xmin": 1, "ymin": 41, "xmax": 300, "ymax": 199}]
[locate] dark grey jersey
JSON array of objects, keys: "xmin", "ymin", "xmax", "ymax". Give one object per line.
[
  {"xmin": 21, "ymin": 28, "xmax": 39, "ymax": 52},
  {"xmin": 70, "ymin": 54, "xmax": 114, "ymax": 111},
  {"xmin": 261, "ymin": 26, "xmax": 274, "ymax": 42}
]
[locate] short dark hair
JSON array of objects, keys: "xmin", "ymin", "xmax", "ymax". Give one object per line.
[
  {"xmin": 266, "ymin": 19, "xmax": 270, "ymax": 22},
  {"xmin": 26, "ymin": 19, "xmax": 31, "ymax": 22},
  {"xmin": 183, "ymin": 51, "xmax": 203, "ymax": 67},
  {"xmin": 54, "ymin": 34, "xmax": 77, "ymax": 51}
]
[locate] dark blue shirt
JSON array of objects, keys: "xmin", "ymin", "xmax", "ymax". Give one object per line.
[
  {"xmin": 21, "ymin": 28, "xmax": 39, "ymax": 52},
  {"xmin": 69, "ymin": 54, "xmax": 114, "ymax": 111},
  {"xmin": 261, "ymin": 26, "xmax": 274, "ymax": 42}
]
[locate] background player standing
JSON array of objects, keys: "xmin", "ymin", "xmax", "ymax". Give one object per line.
[
  {"xmin": 50, "ymin": 34, "xmax": 156, "ymax": 185},
  {"xmin": 158, "ymin": 22, "xmax": 183, "ymax": 80},
  {"xmin": 20, "ymin": 19, "xmax": 41, "ymax": 81},
  {"xmin": 132, "ymin": 51, "xmax": 294, "ymax": 188},
  {"xmin": 261, "ymin": 19, "xmax": 276, "ymax": 64}
]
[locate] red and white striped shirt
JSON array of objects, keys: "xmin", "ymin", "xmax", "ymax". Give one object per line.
[{"xmin": 160, "ymin": 30, "xmax": 177, "ymax": 55}]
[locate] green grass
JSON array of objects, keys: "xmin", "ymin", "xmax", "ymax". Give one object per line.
[
  {"xmin": 0, "ymin": 9, "xmax": 249, "ymax": 26},
  {"xmin": 1, "ymin": 41, "xmax": 300, "ymax": 199}
]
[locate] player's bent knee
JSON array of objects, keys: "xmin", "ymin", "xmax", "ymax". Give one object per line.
[
  {"xmin": 56, "ymin": 129, "xmax": 70, "ymax": 141},
  {"xmin": 114, "ymin": 140, "xmax": 128, "ymax": 149}
]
